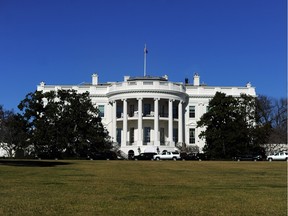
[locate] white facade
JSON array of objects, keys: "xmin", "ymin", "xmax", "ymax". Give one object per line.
[{"xmin": 37, "ymin": 74, "xmax": 256, "ymax": 156}]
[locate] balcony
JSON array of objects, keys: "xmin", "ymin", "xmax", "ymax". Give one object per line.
[{"xmin": 117, "ymin": 111, "xmax": 179, "ymax": 120}]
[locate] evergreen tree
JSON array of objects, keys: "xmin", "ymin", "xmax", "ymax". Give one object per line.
[
  {"xmin": 197, "ymin": 92, "xmax": 266, "ymax": 159},
  {"xmin": 18, "ymin": 90, "xmax": 111, "ymax": 159}
]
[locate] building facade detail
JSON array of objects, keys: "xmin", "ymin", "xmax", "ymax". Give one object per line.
[{"xmin": 37, "ymin": 73, "xmax": 256, "ymax": 156}]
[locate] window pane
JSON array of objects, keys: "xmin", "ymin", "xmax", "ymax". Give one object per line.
[
  {"xmin": 173, "ymin": 105, "xmax": 178, "ymax": 118},
  {"xmin": 98, "ymin": 105, "xmax": 105, "ymax": 117},
  {"xmin": 116, "ymin": 128, "xmax": 122, "ymax": 144},
  {"xmin": 144, "ymin": 127, "xmax": 151, "ymax": 142},
  {"xmin": 160, "ymin": 128, "xmax": 165, "ymax": 145},
  {"xmin": 189, "ymin": 106, "xmax": 195, "ymax": 118},
  {"xmin": 144, "ymin": 104, "xmax": 151, "ymax": 116},
  {"xmin": 173, "ymin": 128, "xmax": 178, "ymax": 143},
  {"xmin": 130, "ymin": 127, "xmax": 134, "ymax": 143},
  {"xmin": 189, "ymin": 128, "xmax": 195, "ymax": 144},
  {"xmin": 117, "ymin": 106, "xmax": 122, "ymax": 118}
]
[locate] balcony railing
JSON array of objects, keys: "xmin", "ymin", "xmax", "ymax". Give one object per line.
[
  {"xmin": 117, "ymin": 112, "xmax": 179, "ymax": 119},
  {"xmin": 159, "ymin": 113, "xmax": 168, "ymax": 117},
  {"xmin": 143, "ymin": 141, "xmax": 154, "ymax": 146},
  {"xmin": 127, "ymin": 141, "xmax": 136, "ymax": 146},
  {"xmin": 160, "ymin": 141, "xmax": 171, "ymax": 146},
  {"xmin": 107, "ymin": 80, "xmax": 186, "ymax": 95}
]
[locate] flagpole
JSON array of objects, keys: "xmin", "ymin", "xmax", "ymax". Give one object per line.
[{"xmin": 144, "ymin": 44, "xmax": 147, "ymax": 77}]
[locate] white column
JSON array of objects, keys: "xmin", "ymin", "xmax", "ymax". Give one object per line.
[
  {"xmin": 168, "ymin": 99, "xmax": 173, "ymax": 145},
  {"xmin": 154, "ymin": 98, "xmax": 159, "ymax": 146},
  {"xmin": 137, "ymin": 98, "xmax": 143, "ymax": 146},
  {"xmin": 178, "ymin": 100, "xmax": 183, "ymax": 144},
  {"xmin": 112, "ymin": 100, "xmax": 117, "ymax": 142},
  {"xmin": 123, "ymin": 99, "xmax": 127, "ymax": 146}
]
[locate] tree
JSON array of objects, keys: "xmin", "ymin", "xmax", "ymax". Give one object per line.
[
  {"xmin": 256, "ymin": 95, "xmax": 287, "ymax": 154},
  {"xmin": 0, "ymin": 105, "xmax": 28, "ymax": 157},
  {"xmin": 197, "ymin": 92, "xmax": 267, "ymax": 159},
  {"xmin": 268, "ymin": 97, "xmax": 287, "ymax": 144},
  {"xmin": 18, "ymin": 90, "xmax": 111, "ymax": 159}
]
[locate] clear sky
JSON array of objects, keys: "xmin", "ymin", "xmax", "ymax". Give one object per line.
[{"xmin": 0, "ymin": 0, "xmax": 286, "ymax": 111}]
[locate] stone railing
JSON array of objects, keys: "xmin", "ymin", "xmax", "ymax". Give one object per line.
[{"xmin": 107, "ymin": 81, "xmax": 186, "ymax": 94}]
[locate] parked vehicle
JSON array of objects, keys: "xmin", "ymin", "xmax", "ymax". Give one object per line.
[
  {"xmin": 267, "ymin": 152, "xmax": 288, "ymax": 161},
  {"xmin": 153, "ymin": 151, "xmax": 181, "ymax": 161},
  {"xmin": 180, "ymin": 152, "xmax": 199, "ymax": 160},
  {"xmin": 88, "ymin": 151, "xmax": 117, "ymax": 160},
  {"xmin": 197, "ymin": 153, "xmax": 210, "ymax": 161},
  {"xmin": 233, "ymin": 154, "xmax": 262, "ymax": 161},
  {"xmin": 180, "ymin": 152, "xmax": 210, "ymax": 161},
  {"xmin": 133, "ymin": 152, "xmax": 157, "ymax": 160}
]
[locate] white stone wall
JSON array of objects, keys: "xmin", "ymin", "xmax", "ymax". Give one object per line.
[{"xmin": 37, "ymin": 74, "xmax": 256, "ymax": 155}]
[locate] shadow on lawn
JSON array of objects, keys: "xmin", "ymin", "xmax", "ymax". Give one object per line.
[{"xmin": 0, "ymin": 159, "xmax": 72, "ymax": 167}]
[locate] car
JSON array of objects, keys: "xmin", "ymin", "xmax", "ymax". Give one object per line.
[
  {"xmin": 180, "ymin": 152, "xmax": 210, "ymax": 161},
  {"xmin": 196, "ymin": 153, "xmax": 210, "ymax": 161},
  {"xmin": 153, "ymin": 151, "xmax": 181, "ymax": 161},
  {"xmin": 267, "ymin": 152, "xmax": 288, "ymax": 161},
  {"xmin": 180, "ymin": 152, "xmax": 199, "ymax": 160},
  {"xmin": 88, "ymin": 151, "xmax": 117, "ymax": 160},
  {"xmin": 133, "ymin": 152, "xmax": 157, "ymax": 160},
  {"xmin": 233, "ymin": 154, "xmax": 262, "ymax": 161}
]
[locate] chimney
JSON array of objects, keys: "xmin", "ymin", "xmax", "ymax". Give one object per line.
[
  {"xmin": 92, "ymin": 74, "xmax": 98, "ymax": 85},
  {"xmin": 193, "ymin": 73, "xmax": 200, "ymax": 86},
  {"xmin": 185, "ymin": 78, "xmax": 189, "ymax": 84}
]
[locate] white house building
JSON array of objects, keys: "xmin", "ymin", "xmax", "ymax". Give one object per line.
[{"xmin": 37, "ymin": 73, "xmax": 256, "ymax": 157}]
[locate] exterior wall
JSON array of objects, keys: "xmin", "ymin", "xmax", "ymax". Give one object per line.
[{"xmin": 37, "ymin": 74, "xmax": 256, "ymax": 155}]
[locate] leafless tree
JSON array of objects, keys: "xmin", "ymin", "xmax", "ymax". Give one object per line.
[{"xmin": 257, "ymin": 96, "xmax": 287, "ymax": 153}]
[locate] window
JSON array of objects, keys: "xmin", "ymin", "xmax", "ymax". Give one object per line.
[
  {"xmin": 189, "ymin": 106, "xmax": 195, "ymax": 118},
  {"xmin": 160, "ymin": 105, "xmax": 166, "ymax": 117},
  {"xmin": 144, "ymin": 104, "xmax": 151, "ymax": 116},
  {"xmin": 129, "ymin": 127, "xmax": 134, "ymax": 144},
  {"xmin": 129, "ymin": 104, "xmax": 135, "ymax": 117},
  {"xmin": 173, "ymin": 128, "xmax": 178, "ymax": 143},
  {"xmin": 189, "ymin": 128, "xmax": 195, "ymax": 144},
  {"xmin": 144, "ymin": 127, "xmax": 151, "ymax": 143},
  {"xmin": 117, "ymin": 106, "xmax": 123, "ymax": 118},
  {"xmin": 116, "ymin": 128, "xmax": 122, "ymax": 144},
  {"xmin": 98, "ymin": 105, "xmax": 105, "ymax": 117},
  {"xmin": 173, "ymin": 105, "xmax": 178, "ymax": 118},
  {"xmin": 160, "ymin": 128, "xmax": 165, "ymax": 145}
]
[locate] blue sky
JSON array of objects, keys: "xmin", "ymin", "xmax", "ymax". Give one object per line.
[{"xmin": 0, "ymin": 0, "xmax": 286, "ymax": 111}]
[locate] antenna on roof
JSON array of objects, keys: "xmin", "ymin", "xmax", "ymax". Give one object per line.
[{"xmin": 144, "ymin": 44, "xmax": 148, "ymax": 76}]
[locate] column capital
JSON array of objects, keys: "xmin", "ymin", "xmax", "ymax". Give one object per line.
[
  {"xmin": 121, "ymin": 98, "xmax": 127, "ymax": 102},
  {"xmin": 137, "ymin": 97, "xmax": 143, "ymax": 101},
  {"xmin": 154, "ymin": 97, "xmax": 160, "ymax": 101}
]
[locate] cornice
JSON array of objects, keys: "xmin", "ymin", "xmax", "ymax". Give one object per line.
[
  {"xmin": 188, "ymin": 94, "xmax": 245, "ymax": 99},
  {"xmin": 90, "ymin": 94, "xmax": 107, "ymax": 98}
]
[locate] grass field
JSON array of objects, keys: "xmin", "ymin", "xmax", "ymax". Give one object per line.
[{"xmin": 0, "ymin": 160, "xmax": 286, "ymax": 216}]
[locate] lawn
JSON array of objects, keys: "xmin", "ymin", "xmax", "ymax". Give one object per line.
[{"xmin": 0, "ymin": 160, "xmax": 286, "ymax": 216}]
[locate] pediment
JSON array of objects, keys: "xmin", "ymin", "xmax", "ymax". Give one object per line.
[{"xmin": 186, "ymin": 122, "xmax": 197, "ymax": 127}]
